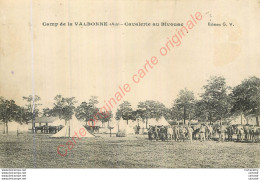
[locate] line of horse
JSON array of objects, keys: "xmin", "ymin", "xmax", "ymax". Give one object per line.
[
  {"xmin": 148, "ymin": 124, "xmax": 260, "ymax": 142},
  {"xmin": 33, "ymin": 125, "xmax": 63, "ymax": 134}
]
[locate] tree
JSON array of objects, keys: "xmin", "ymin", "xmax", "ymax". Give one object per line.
[
  {"xmin": 17, "ymin": 106, "xmax": 34, "ymax": 124},
  {"xmin": 22, "ymin": 95, "xmax": 41, "ymax": 132},
  {"xmin": 75, "ymin": 96, "xmax": 100, "ymax": 126},
  {"xmin": 51, "ymin": 95, "xmax": 77, "ymax": 122},
  {"xmin": 137, "ymin": 100, "xmax": 166, "ymax": 128},
  {"xmin": 194, "ymin": 99, "xmax": 208, "ymax": 122},
  {"xmin": 42, "ymin": 108, "xmax": 53, "ymax": 117},
  {"xmin": 100, "ymin": 110, "xmax": 113, "ymax": 127},
  {"xmin": 116, "ymin": 101, "xmax": 133, "ymax": 124},
  {"xmin": 231, "ymin": 76, "xmax": 260, "ymax": 125},
  {"xmin": 171, "ymin": 88, "xmax": 195, "ymax": 124},
  {"xmin": 75, "ymin": 102, "xmax": 91, "ymax": 125},
  {"xmin": 200, "ymin": 76, "xmax": 231, "ymax": 125},
  {"xmin": 0, "ymin": 97, "xmax": 20, "ymax": 134}
]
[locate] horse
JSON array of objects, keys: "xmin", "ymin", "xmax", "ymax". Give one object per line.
[
  {"xmin": 251, "ymin": 126, "xmax": 260, "ymax": 143},
  {"xmin": 192, "ymin": 125, "xmax": 200, "ymax": 140},
  {"xmin": 235, "ymin": 125, "xmax": 244, "ymax": 142},
  {"xmin": 159, "ymin": 126, "xmax": 167, "ymax": 141},
  {"xmin": 244, "ymin": 125, "xmax": 251, "ymax": 141}
]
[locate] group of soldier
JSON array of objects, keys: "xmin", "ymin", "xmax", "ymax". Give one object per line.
[{"xmin": 148, "ymin": 123, "xmax": 259, "ymax": 143}]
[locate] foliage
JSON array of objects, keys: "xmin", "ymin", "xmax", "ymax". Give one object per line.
[
  {"xmin": 0, "ymin": 97, "xmax": 20, "ymax": 133},
  {"xmin": 22, "ymin": 95, "xmax": 41, "ymax": 117},
  {"xmin": 171, "ymin": 88, "xmax": 195, "ymax": 123},
  {"xmin": 116, "ymin": 101, "xmax": 133, "ymax": 124},
  {"xmin": 199, "ymin": 76, "xmax": 231, "ymax": 123},
  {"xmin": 231, "ymin": 76, "xmax": 260, "ymax": 125},
  {"xmin": 136, "ymin": 100, "xmax": 167, "ymax": 127},
  {"xmin": 51, "ymin": 95, "xmax": 77, "ymax": 121}
]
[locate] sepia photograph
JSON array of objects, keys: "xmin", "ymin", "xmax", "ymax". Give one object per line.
[{"xmin": 0, "ymin": 0, "xmax": 259, "ymax": 174}]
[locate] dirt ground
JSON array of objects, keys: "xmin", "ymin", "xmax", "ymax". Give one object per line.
[{"xmin": 0, "ymin": 133, "xmax": 259, "ymax": 168}]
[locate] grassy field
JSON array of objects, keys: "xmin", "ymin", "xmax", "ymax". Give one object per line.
[{"xmin": 0, "ymin": 133, "xmax": 259, "ymax": 168}]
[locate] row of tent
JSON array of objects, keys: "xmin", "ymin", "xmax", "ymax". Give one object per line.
[
  {"xmin": 1, "ymin": 116, "xmax": 170, "ymax": 138},
  {"xmin": 53, "ymin": 116, "xmax": 170, "ymax": 137}
]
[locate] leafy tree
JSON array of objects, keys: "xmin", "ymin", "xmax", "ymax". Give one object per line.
[
  {"xmin": 100, "ymin": 110, "xmax": 113, "ymax": 127},
  {"xmin": 194, "ymin": 99, "xmax": 208, "ymax": 122},
  {"xmin": 22, "ymin": 95, "xmax": 41, "ymax": 131},
  {"xmin": 171, "ymin": 88, "xmax": 195, "ymax": 124},
  {"xmin": 137, "ymin": 100, "xmax": 166, "ymax": 128},
  {"xmin": 22, "ymin": 95, "xmax": 41, "ymax": 116},
  {"xmin": 116, "ymin": 101, "xmax": 133, "ymax": 124},
  {"xmin": 51, "ymin": 95, "xmax": 77, "ymax": 122},
  {"xmin": 42, "ymin": 107, "xmax": 53, "ymax": 117},
  {"xmin": 75, "ymin": 102, "xmax": 91, "ymax": 125},
  {"xmin": 200, "ymin": 76, "xmax": 231, "ymax": 125},
  {"xmin": 171, "ymin": 105, "xmax": 183, "ymax": 121},
  {"xmin": 75, "ymin": 96, "xmax": 112, "ymax": 127},
  {"xmin": 0, "ymin": 97, "xmax": 20, "ymax": 134},
  {"xmin": 17, "ymin": 106, "xmax": 33, "ymax": 124},
  {"xmin": 231, "ymin": 76, "xmax": 260, "ymax": 125}
]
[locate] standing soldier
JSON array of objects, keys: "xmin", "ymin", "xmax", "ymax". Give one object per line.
[
  {"xmin": 148, "ymin": 126, "xmax": 153, "ymax": 140},
  {"xmin": 219, "ymin": 125, "xmax": 226, "ymax": 142},
  {"xmin": 160, "ymin": 125, "xmax": 166, "ymax": 141},
  {"xmin": 187, "ymin": 125, "xmax": 193, "ymax": 143},
  {"xmin": 199, "ymin": 124, "xmax": 206, "ymax": 142},
  {"xmin": 167, "ymin": 126, "xmax": 174, "ymax": 141},
  {"xmin": 179, "ymin": 126, "xmax": 186, "ymax": 142},
  {"xmin": 174, "ymin": 125, "xmax": 179, "ymax": 141},
  {"xmin": 155, "ymin": 125, "xmax": 159, "ymax": 141}
]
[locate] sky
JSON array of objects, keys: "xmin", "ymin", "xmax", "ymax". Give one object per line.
[{"xmin": 0, "ymin": 0, "xmax": 259, "ymax": 113}]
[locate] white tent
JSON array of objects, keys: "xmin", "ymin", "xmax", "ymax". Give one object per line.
[
  {"xmin": 147, "ymin": 117, "xmax": 170, "ymax": 126},
  {"xmin": 157, "ymin": 117, "xmax": 170, "ymax": 126},
  {"xmin": 52, "ymin": 116, "xmax": 94, "ymax": 138},
  {"xmin": 116, "ymin": 119, "xmax": 135, "ymax": 137}
]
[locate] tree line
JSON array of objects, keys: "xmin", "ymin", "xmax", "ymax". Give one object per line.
[{"xmin": 0, "ymin": 76, "xmax": 259, "ymax": 134}]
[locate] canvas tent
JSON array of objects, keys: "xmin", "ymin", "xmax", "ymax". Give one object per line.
[
  {"xmin": 147, "ymin": 117, "xmax": 170, "ymax": 126},
  {"xmin": 116, "ymin": 118, "xmax": 135, "ymax": 137},
  {"xmin": 103, "ymin": 118, "xmax": 135, "ymax": 135},
  {"xmin": 52, "ymin": 116, "xmax": 94, "ymax": 138}
]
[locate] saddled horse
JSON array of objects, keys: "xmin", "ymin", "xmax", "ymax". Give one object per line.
[
  {"xmin": 192, "ymin": 125, "xmax": 200, "ymax": 140},
  {"xmin": 251, "ymin": 127, "xmax": 260, "ymax": 143},
  {"xmin": 235, "ymin": 125, "xmax": 245, "ymax": 142}
]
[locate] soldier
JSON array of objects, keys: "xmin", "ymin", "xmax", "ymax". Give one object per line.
[
  {"xmin": 187, "ymin": 125, "xmax": 193, "ymax": 143},
  {"xmin": 154, "ymin": 125, "xmax": 159, "ymax": 141},
  {"xmin": 174, "ymin": 125, "xmax": 179, "ymax": 141},
  {"xmin": 208, "ymin": 125, "xmax": 213, "ymax": 140},
  {"xmin": 167, "ymin": 126, "xmax": 174, "ymax": 141},
  {"xmin": 219, "ymin": 125, "xmax": 226, "ymax": 142},
  {"xmin": 239, "ymin": 126, "xmax": 244, "ymax": 142},
  {"xmin": 244, "ymin": 125, "xmax": 250, "ymax": 141},
  {"xmin": 148, "ymin": 126, "xmax": 153, "ymax": 140},
  {"xmin": 199, "ymin": 124, "xmax": 206, "ymax": 142},
  {"xmin": 160, "ymin": 125, "xmax": 166, "ymax": 141}
]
